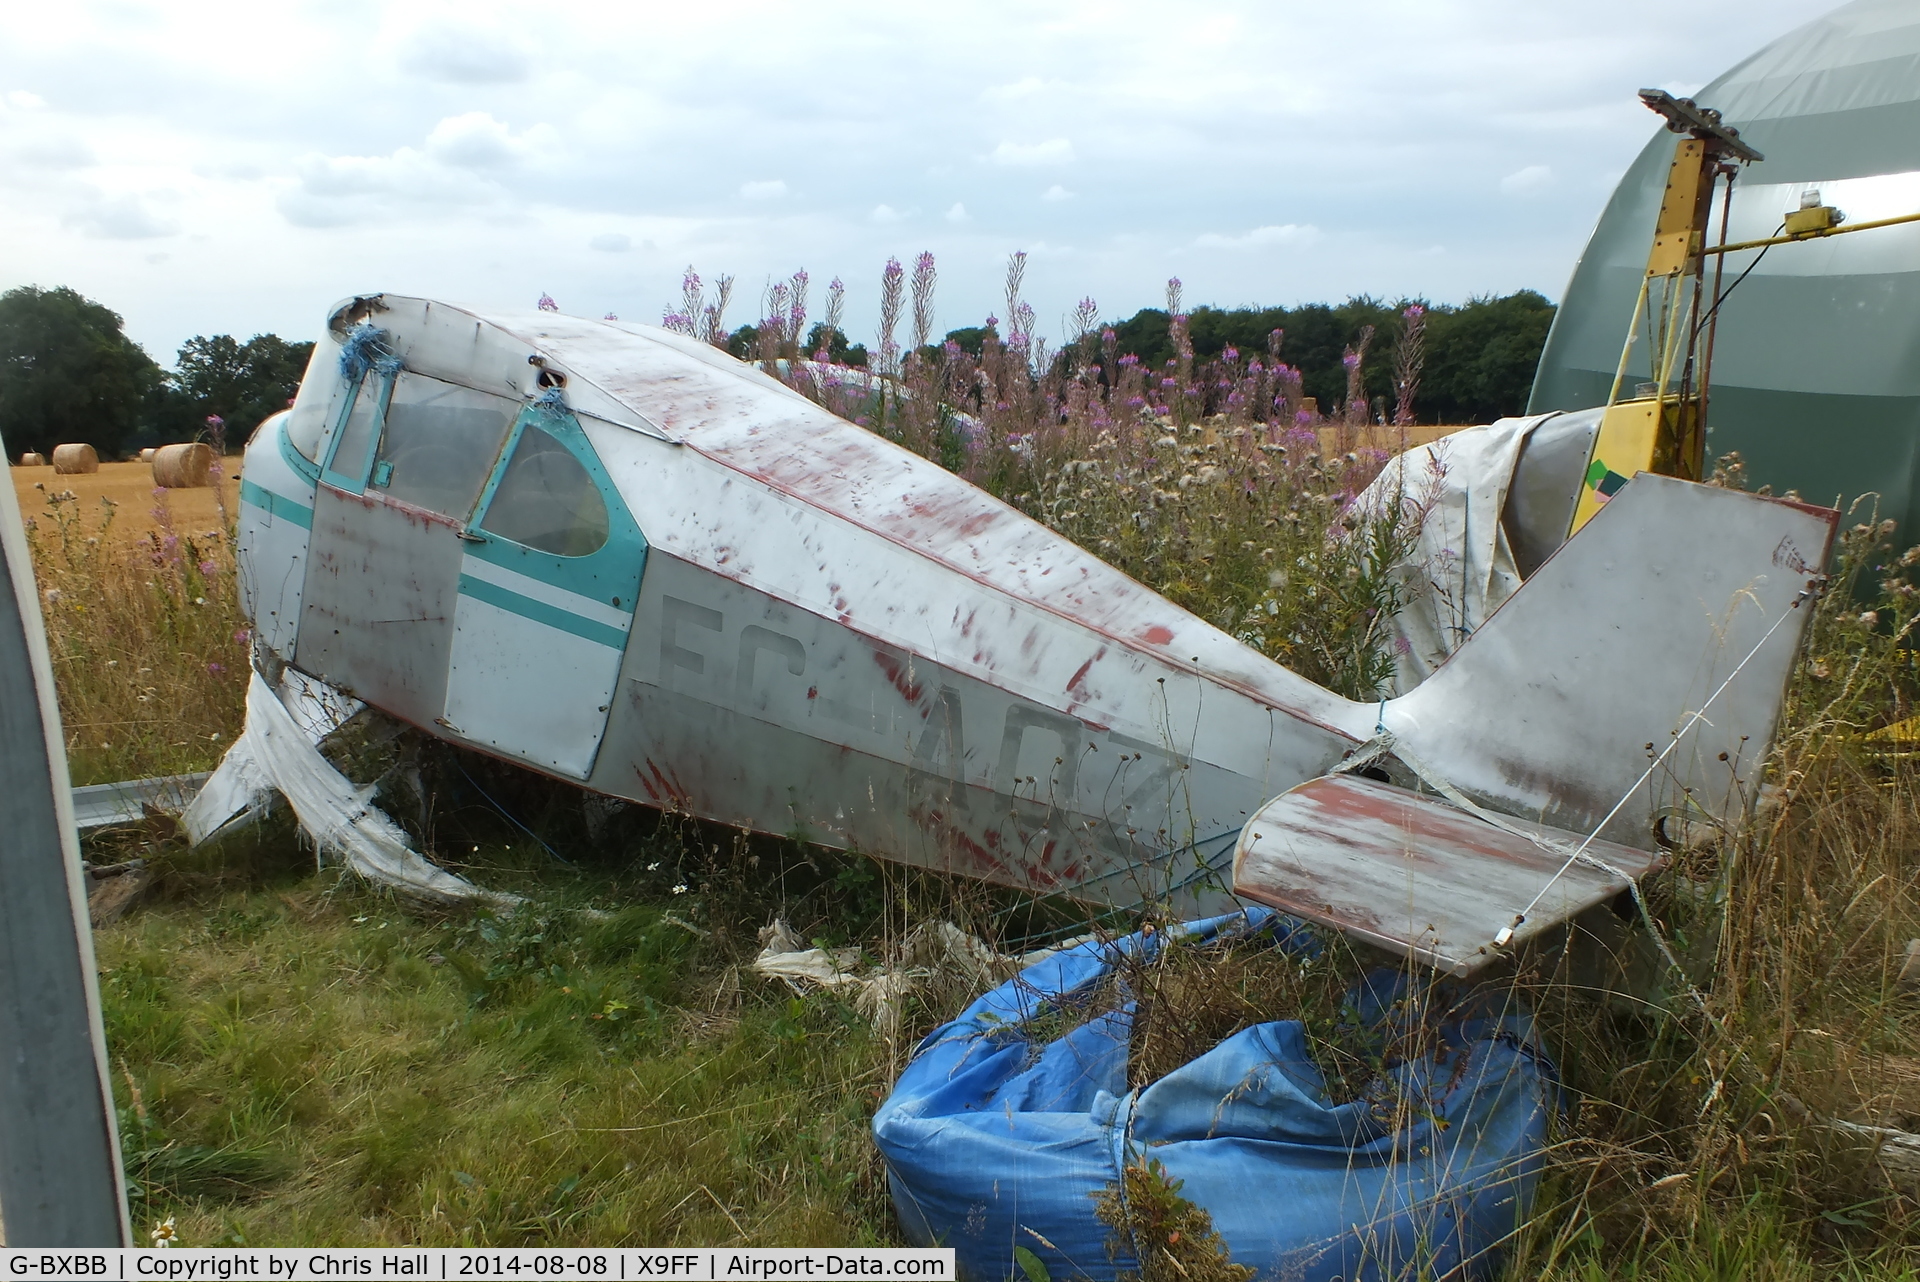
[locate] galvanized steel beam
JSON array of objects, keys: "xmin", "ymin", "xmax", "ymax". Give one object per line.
[{"xmin": 0, "ymin": 439, "xmax": 131, "ymax": 1247}]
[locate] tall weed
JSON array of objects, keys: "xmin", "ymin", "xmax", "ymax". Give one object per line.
[{"xmin": 24, "ymin": 484, "xmax": 248, "ymax": 785}]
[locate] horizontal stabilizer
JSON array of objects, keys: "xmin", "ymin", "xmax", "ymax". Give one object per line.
[{"xmin": 1233, "ymin": 773, "xmax": 1664, "ymax": 976}]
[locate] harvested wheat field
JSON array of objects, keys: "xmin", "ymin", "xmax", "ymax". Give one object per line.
[{"xmin": 12, "ymin": 460, "xmax": 242, "ymax": 548}]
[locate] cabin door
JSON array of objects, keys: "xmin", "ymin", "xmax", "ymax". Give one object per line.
[
  {"xmin": 441, "ymin": 406, "xmax": 645, "ymax": 780},
  {"xmin": 297, "ymin": 366, "xmax": 518, "ymax": 729}
]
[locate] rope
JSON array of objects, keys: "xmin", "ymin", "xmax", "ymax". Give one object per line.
[{"xmin": 453, "ymin": 759, "xmax": 573, "ymax": 867}]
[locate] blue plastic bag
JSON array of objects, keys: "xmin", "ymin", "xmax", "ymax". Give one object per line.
[{"xmin": 873, "ymin": 908, "xmax": 1553, "ymax": 1281}]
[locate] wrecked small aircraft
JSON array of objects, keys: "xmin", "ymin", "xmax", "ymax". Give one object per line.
[{"xmin": 195, "ymin": 284, "xmax": 1835, "ymax": 977}]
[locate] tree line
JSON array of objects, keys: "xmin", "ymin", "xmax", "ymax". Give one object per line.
[
  {"xmin": 735, "ymin": 290, "xmax": 1554, "ymax": 426},
  {"xmin": 0, "ymin": 285, "xmax": 313, "ymax": 459}
]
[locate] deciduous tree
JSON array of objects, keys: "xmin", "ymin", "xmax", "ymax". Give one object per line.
[{"xmin": 0, "ymin": 285, "xmax": 162, "ymax": 458}]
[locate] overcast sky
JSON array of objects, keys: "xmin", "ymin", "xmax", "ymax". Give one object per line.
[{"xmin": 0, "ymin": 0, "xmax": 1816, "ymax": 365}]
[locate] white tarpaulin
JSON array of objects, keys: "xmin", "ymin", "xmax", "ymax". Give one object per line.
[
  {"xmin": 749, "ymin": 917, "xmax": 1093, "ymax": 1038},
  {"xmin": 1352, "ymin": 415, "xmax": 1558, "ymax": 696},
  {"xmin": 185, "ymin": 669, "xmax": 511, "ymax": 906}
]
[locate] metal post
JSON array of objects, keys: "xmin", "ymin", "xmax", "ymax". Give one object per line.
[{"xmin": 0, "ymin": 436, "xmax": 132, "ymax": 1246}]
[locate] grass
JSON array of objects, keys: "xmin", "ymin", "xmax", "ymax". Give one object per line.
[
  {"xmin": 24, "ymin": 276, "xmax": 1920, "ymax": 1271},
  {"xmin": 24, "ymin": 483, "xmax": 248, "ymax": 785},
  {"xmin": 97, "ymin": 822, "xmax": 900, "ymax": 1247}
]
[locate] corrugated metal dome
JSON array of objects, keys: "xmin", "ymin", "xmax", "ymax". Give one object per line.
[{"xmin": 1530, "ymin": 0, "xmax": 1920, "ymax": 531}]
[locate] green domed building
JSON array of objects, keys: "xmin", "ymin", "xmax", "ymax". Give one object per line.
[{"xmin": 1530, "ymin": 0, "xmax": 1920, "ymax": 532}]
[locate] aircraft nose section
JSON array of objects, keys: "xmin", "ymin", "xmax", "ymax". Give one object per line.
[{"xmin": 234, "ymin": 410, "xmax": 318, "ymax": 664}]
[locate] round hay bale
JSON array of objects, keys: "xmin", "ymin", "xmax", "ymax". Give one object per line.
[
  {"xmin": 16, "ymin": 452, "xmax": 45, "ymax": 467},
  {"xmin": 50, "ymin": 444, "xmax": 99, "ymax": 474},
  {"xmin": 150, "ymin": 442, "xmax": 215, "ymax": 488},
  {"xmin": 138, "ymin": 447, "xmax": 155, "ymax": 462}
]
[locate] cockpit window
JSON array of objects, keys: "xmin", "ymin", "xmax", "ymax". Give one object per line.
[
  {"xmin": 479, "ymin": 422, "xmax": 610, "ymax": 557},
  {"xmin": 370, "ymin": 373, "xmax": 517, "ymax": 517},
  {"xmin": 324, "ymin": 373, "xmax": 386, "ymax": 486}
]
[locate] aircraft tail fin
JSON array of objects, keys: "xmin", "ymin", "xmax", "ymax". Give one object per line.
[{"xmin": 1386, "ymin": 473, "xmax": 1836, "ymax": 849}]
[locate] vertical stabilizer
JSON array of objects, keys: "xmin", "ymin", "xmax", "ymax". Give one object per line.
[{"xmin": 1387, "ymin": 474, "xmax": 1835, "ymax": 848}]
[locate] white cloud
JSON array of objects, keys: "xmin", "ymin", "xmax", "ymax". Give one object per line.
[
  {"xmin": 983, "ymin": 76, "xmax": 1047, "ymax": 102},
  {"xmin": 6, "ymin": 90, "xmax": 45, "ymax": 110},
  {"xmin": 277, "ymin": 114, "xmax": 550, "ymax": 226},
  {"xmin": 589, "ymin": 232, "xmax": 631, "ymax": 252},
  {"xmin": 1500, "ymin": 164, "xmax": 1554, "ymax": 195},
  {"xmin": 399, "ymin": 23, "xmax": 530, "ymax": 85},
  {"xmin": 1042, "ymin": 184, "xmax": 1071, "ymax": 202},
  {"xmin": 990, "ymin": 138, "xmax": 1073, "ymax": 167},
  {"xmin": 8, "ymin": 132, "xmax": 95, "ymax": 171},
  {"xmin": 945, "ymin": 202, "xmax": 968, "ymax": 222},
  {"xmin": 740, "ymin": 179, "xmax": 787, "ymax": 200},
  {"xmin": 426, "ymin": 112, "xmax": 532, "ymax": 169},
  {"xmin": 1193, "ymin": 223, "xmax": 1319, "ymax": 249},
  {"xmin": 63, "ymin": 191, "xmax": 175, "ymax": 239},
  {"xmin": 870, "ymin": 203, "xmax": 904, "ymax": 223}
]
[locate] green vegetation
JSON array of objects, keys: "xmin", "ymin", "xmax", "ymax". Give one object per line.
[
  {"xmin": 96, "ymin": 831, "xmax": 899, "ymax": 1246},
  {"xmin": 25, "ymin": 487, "xmax": 248, "ymax": 786},
  {"xmin": 0, "ymin": 286, "xmax": 164, "ymax": 460},
  {"xmin": 1102, "ymin": 291, "xmax": 1555, "ymax": 425},
  {"xmin": 0, "ymin": 283, "xmax": 313, "ymax": 459}
]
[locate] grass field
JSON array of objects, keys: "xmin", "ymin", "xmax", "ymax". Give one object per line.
[{"xmin": 22, "ymin": 326, "xmax": 1920, "ymax": 1273}]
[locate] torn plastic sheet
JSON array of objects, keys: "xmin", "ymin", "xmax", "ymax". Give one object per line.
[
  {"xmin": 1350, "ymin": 415, "xmax": 1554, "ymax": 696},
  {"xmin": 185, "ymin": 670, "xmax": 513, "ymax": 907},
  {"xmin": 873, "ymin": 907, "xmax": 1554, "ymax": 1282},
  {"xmin": 752, "ymin": 918, "xmax": 1093, "ymax": 1039}
]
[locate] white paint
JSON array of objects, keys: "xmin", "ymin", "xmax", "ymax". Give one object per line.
[
  {"xmin": 458, "ymin": 551, "xmax": 632, "ymax": 631},
  {"xmin": 445, "ymin": 593, "xmax": 625, "ymax": 778}
]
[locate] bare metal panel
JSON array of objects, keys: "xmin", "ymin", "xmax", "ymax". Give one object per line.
[
  {"xmin": 296, "ymin": 486, "xmax": 463, "ymax": 728},
  {"xmin": 0, "ymin": 438, "xmax": 130, "ymax": 1246},
  {"xmin": 1234, "ymin": 774, "xmax": 1663, "ymax": 976},
  {"xmin": 1393, "ymin": 475, "xmax": 1836, "ymax": 847},
  {"xmin": 590, "ymin": 551, "xmax": 1316, "ymax": 913}
]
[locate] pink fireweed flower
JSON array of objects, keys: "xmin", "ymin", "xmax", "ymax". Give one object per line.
[
  {"xmin": 207, "ymin": 662, "xmax": 224, "ymax": 674},
  {"xmin": 537, "ymin": 293, "xmax": 559, "ymax": 312},
  {"xmin": 198, "ymin": 559, "xmax": 218, "ymax": 575},
  {"xmin": 234, "ymin": 630, "xmax": 251, "ymax": 645}
]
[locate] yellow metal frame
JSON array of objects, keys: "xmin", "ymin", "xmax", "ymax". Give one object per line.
[{"xmin": 1569, "ymin": 132, "xmax": 1719, "ymax": 537}]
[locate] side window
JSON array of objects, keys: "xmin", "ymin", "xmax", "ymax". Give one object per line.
[
  {"xmin": 371, "ymin": 373, "xmax": 517, "ymax": 517},
  {"xmin": 479, "ymin": 423, "xmax": 610, "ymax": 557},
  {"xmin": 322, "ymin": 374, "xmax": 387, "ymax": 486}
]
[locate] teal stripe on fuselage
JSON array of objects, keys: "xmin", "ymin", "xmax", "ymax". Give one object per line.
[
  {"xmin": 456, "ymin": 573, "xmax": 628, "ymax": 649},
  {"xmin": 239, "ymin": 479, "xmax": 314, "ymax": 529}
]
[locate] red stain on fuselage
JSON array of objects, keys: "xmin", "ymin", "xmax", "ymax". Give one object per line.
[{"xmin": 872, "ymin": 649, "xmax": 924, "ymax": 706}]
